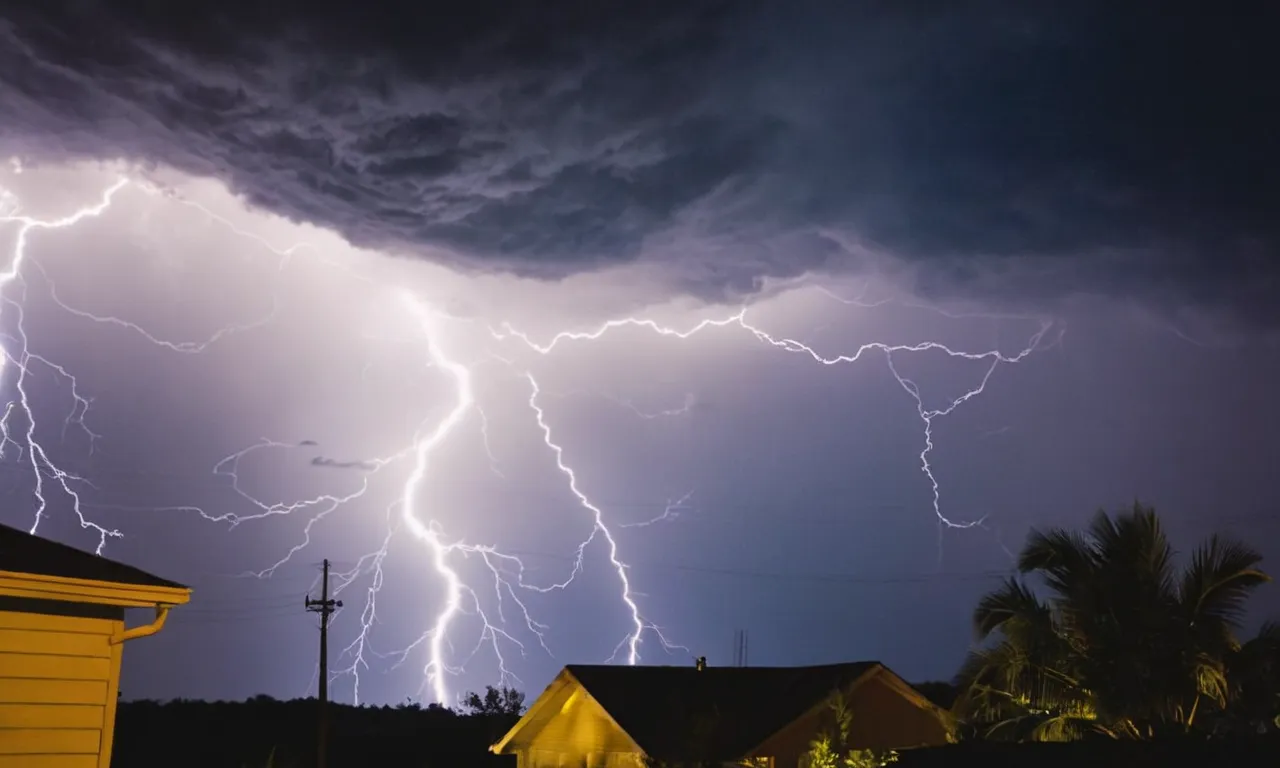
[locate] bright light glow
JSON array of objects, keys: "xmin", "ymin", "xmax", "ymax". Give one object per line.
[
  {"xmin": 398, "ymin": 293, "xmax": 476, "ymax": 704},
  {"xmin": 0, "ymin": 161, "xmax": 1051, "ymax": 705}
]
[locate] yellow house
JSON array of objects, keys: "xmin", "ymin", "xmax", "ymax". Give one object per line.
[
  {"xmin": 0, "ymin": 521, "xmax": 191, "ymax": 768},
  {"xmin": 492, "ymin": 661, "xmax": 953, "ymax": 768}
]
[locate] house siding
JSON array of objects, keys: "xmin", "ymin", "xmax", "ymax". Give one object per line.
[
  {"xmin": 753, "ymin": 674, "xmax": 950, "ymax": 768},
  {"xmin": 844, "ymin": 676, "xmax": 950, "ymax": 750},
  {"xmin": 513, "ymin": 682, "xmax": 643, "ymax": 768},
  {"xmin": 0, "ymin": 606, "xmax": 125, "ymax": 768}
]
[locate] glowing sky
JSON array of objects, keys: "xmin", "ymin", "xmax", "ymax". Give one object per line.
[{"xmin": 0, "ymin": 2, "xmax": 1277, "ymax": 707}]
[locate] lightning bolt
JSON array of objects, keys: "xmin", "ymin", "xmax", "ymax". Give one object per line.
[
  {"xmin": 523, "ymin": 372, "xmax": 649, "ymax": 665},
  {"xmin": 1, "ymin": 161, "xmax": 1052, "ymax": 711},
  {"xmin": 0, "ymin": 177, "xmax": 129, "ymax": 551},
  {"xmin": 396, "ymin": 294, "xmax": 479, "ymax": 704},
  {"xmin": 387, "ymin": 297, "xmax": 678, "ymax": 702},
  {"xmin": 620, "ymin": 491, "xmax": 696, "ymax": 528},
  {"xmin": 492, "ymin": 308, "xmax": 1052, "ymax": 530},
  {"xmin": 1, "ymin": 168, "xmax": 605, "ymax": 709},
  {"xmin": 0, "ymin": 173, "xmax": 308, "ymax": 555},
  {"xmin": 329, "ymin": 518, "xmax": 395, "ymax": 706},
  {"xmin": 546, "ymin": 388, "xmax": 697, "ymax": 420}
]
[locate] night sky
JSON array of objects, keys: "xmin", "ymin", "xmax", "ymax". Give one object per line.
[{"xmin": 0, "ymin": 2, "xmax": 1277, "ymax": 708}]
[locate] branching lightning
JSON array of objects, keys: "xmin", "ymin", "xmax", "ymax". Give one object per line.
[
  {"xmin": 398, "ymin": 294, "xmax": 479, "ymax": 703},
  {"xmin": 490, "ymin": 308, "xmax": 1052, "ymax": 529},
  {"xmin": 620, "ymin": 491, "xmax": 696, "ymax": 529},
  {"xmin": 1, "ymin": 177, "xmax": 128, "ymax": 552},
  {"xmin": 524, "ymin": 372, "xmax": 647, "ymax": 664},
  {"xmin": 1, "ymin": 163, "xmax": 1053, "ymax": 708}
]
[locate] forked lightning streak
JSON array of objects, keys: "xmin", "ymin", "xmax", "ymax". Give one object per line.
[{"xmin": 1, "ymin": 168, "xmax": 1048, "ymax": 707}]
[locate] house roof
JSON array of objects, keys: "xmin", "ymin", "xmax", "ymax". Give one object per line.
[
  {"xmin": 0, "ymin": 521, "xmax": 187, "ymax": 590},
  {"xmin": 565, "ymin": 662, "xmax": 883, "ymax": 760}
]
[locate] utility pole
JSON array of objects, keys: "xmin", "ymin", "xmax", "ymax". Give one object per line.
[{"xmin": 306, "ymin": 559, "xmax": 342, "ymax": 768}]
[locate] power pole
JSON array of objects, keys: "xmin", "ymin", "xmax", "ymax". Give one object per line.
[{"xmin": 306, "ymin": 559, "xmax": 342, "ymax": 768}]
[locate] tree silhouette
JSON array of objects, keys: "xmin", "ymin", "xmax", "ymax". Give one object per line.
[
  {"xmin": 110, "ymin": 692, "xmax": 521, "ymax": 767},
  {"xmin": 1227, "ymin": 621, "xmax": 1280, "ymax": 734},
  {"xmin": 953, "ymin": 502, "xmax": 1276, "ymax": 741},
  {"xmin": 462, "ymin": 685, "xmax": 527, "ymax": 717}
]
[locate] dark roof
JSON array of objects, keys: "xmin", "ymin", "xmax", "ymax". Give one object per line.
[
  {"xmin": 0, "ymin": 521, "xmax": 186, "ymax": 590},
  {"xmin": 567, "ymin": 662, "xmax": 882, "ymax": 760}
]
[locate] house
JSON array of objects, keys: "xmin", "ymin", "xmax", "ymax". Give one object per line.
[
  {"xmin": 491, "ymin": 661, "xmax": 953, "ymax": 768},
  {"xmin": 0, "ymin": 521, "xmax": 191, "ymax": 768}
]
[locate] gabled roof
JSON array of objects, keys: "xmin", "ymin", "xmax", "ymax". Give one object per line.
[
  {"xmin": 0, "ymin": 521, "xmax": 186, "ymax": 590},
  {"xmin": 562, "ymin": 662, "xmax": 882, "ymax": 760}
]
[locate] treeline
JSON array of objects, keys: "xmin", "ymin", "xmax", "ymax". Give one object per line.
[{"xmin": 111, "ymin": 692, "xmax": 520, "ymax": 768}]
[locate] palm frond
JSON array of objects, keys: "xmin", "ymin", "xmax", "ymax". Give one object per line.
[
  {"xmin": 1028, "ymin": 713, "xmax": 1114, "ymax": 742},
  {"xmin": 1091, "ymin": 503, "xmax": 1175, "ymax": 595},
  {"xmin": 1256, "ymin": 620, "xmax": 1280, "ymax": 642},
  {"xmin": 1192, "ymin": 655, "xmax": 1230, "ymax": 709},
  {"xmin": 954, "ymin": 639, "xmax": 1089, "ymax": 725},
  {"xmin": 982, "ymin": 714, "xmax": 1040, "ymax": 742},
  {"xmin": 972, "ymin": 578, "xmax": 1052, "ymax": 641},
  {"xmin": 1018, "ymin": 528, "xmax": 1096, "ymax": 598},
  {"xmin": 1180, "ymin": 534, "xmax": 1270, "ymax": 631}
]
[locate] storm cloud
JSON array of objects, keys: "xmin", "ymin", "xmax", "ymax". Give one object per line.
[
  {"xmin": 312, "ymin": 456, "xmax": 380, "ymax": 472},
  {"xmin": 0, "ymin": 1, "xmax": 1275, "ymax": 320}
]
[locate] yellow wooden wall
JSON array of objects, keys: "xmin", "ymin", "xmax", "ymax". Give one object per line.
[
  {"xmin": 0, "ymin": 610, "xmax": 124, "ymax": 768},
  {"xmin": 515, "ymin": 682, "xmax": 642, "ymax": 768}
]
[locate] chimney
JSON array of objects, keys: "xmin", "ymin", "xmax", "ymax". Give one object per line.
[{"xmin": 695, "ymin": 656, "xmax": 707, "ymax": 671}]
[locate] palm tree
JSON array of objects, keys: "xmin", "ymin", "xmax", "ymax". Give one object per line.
[
  {"xmin": 1226, "ymin": 621, "xmax": 1280, "ymax": 733},
  {"xmin": 953, "ymin": 502, "xmax": 1271, "ymax": 741}
]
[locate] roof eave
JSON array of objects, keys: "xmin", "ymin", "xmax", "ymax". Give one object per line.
[
  {"xmin": 0, "ymin": 569, "xmax": 192, "ymax": 608},
  {"xmin": 491, "ymin": 670, "xmax": 574, "ymax": 754},
  {"xmin": 561, "ymin": 666, "xmax": 644, "ymax": 754},
  {"xmin": 491, "ymin": 666, "xmax": 645, "ymax": 756},
  {"xmin": 872, "ymin": 669, "xmax": 958, "ymax": 733}
]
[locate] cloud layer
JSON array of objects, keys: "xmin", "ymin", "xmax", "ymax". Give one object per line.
[{"xmin": 0, "ymin": 1, "xmax": 1275, "ymax": 319}]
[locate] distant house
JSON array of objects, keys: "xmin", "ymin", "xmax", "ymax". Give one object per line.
[
  {"xmin": 0, "ymin": 522, "xmax": 191, "ymax": 768},
  {"xmin": 491, "ymin": 661, "xmax": 953, "ymax": 768}
]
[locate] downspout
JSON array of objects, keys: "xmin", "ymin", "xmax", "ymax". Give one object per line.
[{"xmin": 109, "ymin": 605, "xmax": 172, "ymax": 645}]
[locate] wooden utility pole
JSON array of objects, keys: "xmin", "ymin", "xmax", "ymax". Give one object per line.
[{"xmin": 306, "ymin": 559, "xmax": 342, "ymax": 768}]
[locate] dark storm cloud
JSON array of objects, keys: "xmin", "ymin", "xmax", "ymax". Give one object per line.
[{"xmin": 0, "ymin": 1, "xmax": 1275, "ymax": 319}]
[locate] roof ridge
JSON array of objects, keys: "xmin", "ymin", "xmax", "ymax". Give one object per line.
[
  {"xmin": 566, "ymin": 661, "xmax": 881, "ymax": 670},
  {"xmin": 563, "ymin": 661, "xmax": 886, "ymax": 760}
]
